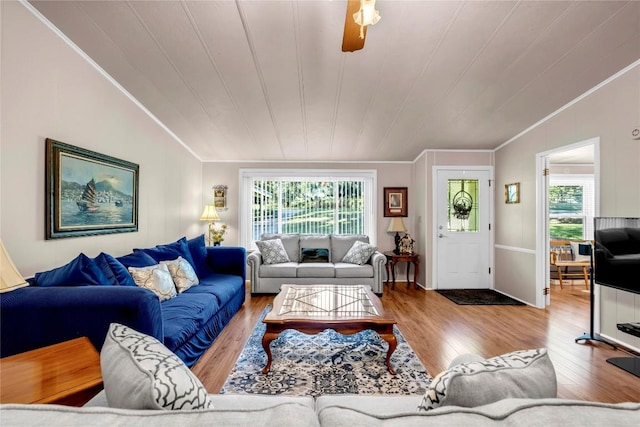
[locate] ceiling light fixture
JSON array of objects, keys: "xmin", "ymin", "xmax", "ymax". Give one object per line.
[{"xmin": 353, "ymin": 0, "xmax": 380, "ymax": 39}]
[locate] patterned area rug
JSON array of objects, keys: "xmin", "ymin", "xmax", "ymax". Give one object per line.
[
  {"xmin": 220, "ymin": 306, "xmax": 431, "ymax": 396},
  {"xmin": 436, "ymin": 289, "xmax": 525, "ymax": 305}
]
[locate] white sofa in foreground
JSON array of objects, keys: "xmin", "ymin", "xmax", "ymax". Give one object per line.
[
  {"xmin": 6, "ymin": 325, "xmax": 638, "ymax": 426},
  {"xmin": 248, "ymin": 233, "xmax": 387, "ymax": 295},
  {"xmin": 1, "ymin": 395, "xmax": 638, "ymax": 426}
]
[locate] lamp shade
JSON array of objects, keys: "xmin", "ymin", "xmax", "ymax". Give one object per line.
[
  {"xmin": 199, "ymin": 205, "xmax": 220, "ymax": 222},
  {"xmin": 387, "ymin": 217, "xmax": 407, "ymax": 233},
  {"xmin": 1, "ymin": 240, "xmax": 28, "ymax": 293}
]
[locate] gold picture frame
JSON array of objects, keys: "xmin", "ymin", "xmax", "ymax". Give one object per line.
[
  {"xmin": 45, "ymin": 138, "xmax": 139, "ymax": 239},
  {"xmin": 505, "ymin": 182, "xmax": 520, "ymax": 204}
]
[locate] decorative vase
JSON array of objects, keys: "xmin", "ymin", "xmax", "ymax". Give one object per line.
[{"xmin": 214, "ymin": 242, "xmax": 221, "ymax": 246}]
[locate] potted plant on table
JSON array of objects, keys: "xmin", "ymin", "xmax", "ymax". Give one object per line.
[{"xmin": 209, "ymin": 224, "xmax": 228, "ymax": 246}]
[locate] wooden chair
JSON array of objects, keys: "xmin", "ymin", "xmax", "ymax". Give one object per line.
[{"xmin": 549, "ymin": 240, "xmax": 591, "ymax": 290}]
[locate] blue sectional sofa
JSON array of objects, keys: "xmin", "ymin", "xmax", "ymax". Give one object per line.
[{"xmin": 0, "ymin": 235, "xmax": 246, "ymax": 367}]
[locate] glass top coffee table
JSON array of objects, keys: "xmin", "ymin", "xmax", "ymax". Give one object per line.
[{"xmin": 262, "ymin": 284, "xmax": 398, "ymax": 374}]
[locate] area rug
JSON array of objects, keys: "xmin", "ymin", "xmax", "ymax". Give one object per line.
[
  {"xmin": 436, "ymin": 289, "xmax": 525, "ymax": 305},
  {"xmin": 220, "ymin": 306, "xmax": 431, "ymax": 396}
]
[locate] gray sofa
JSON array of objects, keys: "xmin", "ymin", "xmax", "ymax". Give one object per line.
[
  {"xmin": 248, "ymin": 233, "xmax": 387, "ymax": 295},
  {"xmin": 3, "ymin": 344, "xmax": 638, "ymax": 426},
  {"xmin": 1, "ymin": 395, "xmax": 638, "ymax": 426}
]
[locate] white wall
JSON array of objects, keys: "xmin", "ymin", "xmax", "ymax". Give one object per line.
[
  {"xmin": 495, "ymin": 63, "xmax": 640, "ymax": 350},
  {"xmin": 0, "ymin": 2, "xmax": 203, "ymax": 277}
]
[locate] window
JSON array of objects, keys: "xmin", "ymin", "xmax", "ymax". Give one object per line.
[
  {"xmin": 549, "ymin": 175, "xmax": 594, "ymax": 240},
  {"xmin": 447, "ymin": 179, "xmax": 479, "ymax": 232},
  {"xmin": 239, "ymin": 169, "xmax": 376, "ymax": 249}
]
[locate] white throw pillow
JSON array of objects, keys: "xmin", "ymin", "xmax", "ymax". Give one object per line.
[
  {"xmin": 127, "ymin": 263, "xmax": 177, "ymax": 301},
  {"xmin": 256, "ymin": 238, "xmax": 291, "ymax": 264},
  {"xmin": 342, "ymin": 240, "xmax": 377, "ymax": 265},
  {"xmin": 570, "ymin": 241, "xmax": 592, "ymax": 262},
  {"xmin": 160, "ymin": 256, "xmax": 199, "ymax": 293},
  {"xmin": 101, "ymin": 323, "xmax": 213, "ymax": 410},
  {"xmin": 418, "ymin": 348, "xmax": 557, "ymax": 411}
]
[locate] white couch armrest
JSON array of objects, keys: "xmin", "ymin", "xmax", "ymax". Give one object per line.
[
  {"xmin": 247, "ymin": 251, "xmax": 263, "ymax": 294},
  {"xmin": 369, "ymin": 251, "xmax": 387, "ymax": 295}
]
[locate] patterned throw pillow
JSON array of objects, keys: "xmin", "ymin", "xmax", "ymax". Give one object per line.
[
  {"xmin": 160, "ymin": 256, "xmax": 199, "ymax": 293},
  {"xmin": 127, "ymin": 263, "xmax": 177, "ymax": 301},
  {"xmin": 419, "ymin": 348, "xmax": 557, "ymax": 411},
  {"xmin": 101, "ymin": 323, "xmax": 213, "ymax": 410},
  {"xmin": 256, "ymin": 238, "xmax": 290, "ymax": 264},
  {"xmin": 342, "ymin": 240, "xmax": 377, "ymax": 265}
]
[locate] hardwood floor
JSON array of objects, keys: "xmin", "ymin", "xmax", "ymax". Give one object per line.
[{"xmin": 191, "ymin": 282, "xmax": 640, "ymax": 402}]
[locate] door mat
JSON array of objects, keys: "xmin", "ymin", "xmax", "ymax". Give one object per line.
[
  {"xmin": 220, "ymin": 306, "xmax": 431, "ymax": 396},
  {"xmin": 436, "ymin": 289, "xmax": 525, "ymax": 305}
]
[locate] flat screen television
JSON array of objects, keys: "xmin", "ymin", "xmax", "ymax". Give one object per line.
[{"xmin": 593, "ymin": 217, "xmax": 640, "ymax": 295}]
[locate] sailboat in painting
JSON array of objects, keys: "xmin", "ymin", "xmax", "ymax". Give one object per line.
[{"xmin": 77, "ymin": 178, "xmax": 99, "ymax": 212}]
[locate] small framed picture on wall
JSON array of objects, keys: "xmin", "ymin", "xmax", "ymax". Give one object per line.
[
  {"xmin": 384, "ymin": 187, "xmax": 408, "ymax": 217},
  {"xmin": 505, "ymin": 182, "xmax": 520, "ymax": 204}
]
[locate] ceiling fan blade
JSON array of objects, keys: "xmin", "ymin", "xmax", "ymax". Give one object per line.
[{"xmin": 342, "ymin": 0, "xmax": 366, "ymax": 52}]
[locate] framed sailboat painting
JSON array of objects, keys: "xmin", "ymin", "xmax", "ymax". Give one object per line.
[{"xmin": 45, "ymin": 138, "xmax": 139, "ymax": 239}]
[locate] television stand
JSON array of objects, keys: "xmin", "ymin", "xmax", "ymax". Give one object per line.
[{"xmin": 607, "ymin": 323, "xmax": 640, "ymax": 379}]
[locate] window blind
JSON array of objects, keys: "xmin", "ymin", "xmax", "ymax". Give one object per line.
[{"xmin": 240, "ymin": 169, "xmax": 376, "ymax": 249}]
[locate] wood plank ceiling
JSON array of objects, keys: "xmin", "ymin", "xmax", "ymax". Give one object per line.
[{"xmin": 29, "ymin": 1, "xmax": 640, "ymax": 162}]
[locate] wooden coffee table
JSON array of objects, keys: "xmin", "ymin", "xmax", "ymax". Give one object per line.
[{"xmin": 262, "ymin": 284, "xmax": 398, "ymax": 374}]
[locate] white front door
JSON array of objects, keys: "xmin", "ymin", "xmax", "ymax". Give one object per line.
[{"xmin": 435, "ymin": 168, "xmax": 491, "ymax": 289}]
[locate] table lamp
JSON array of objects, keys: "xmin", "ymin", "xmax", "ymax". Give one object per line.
[
  {"xmin": 199, "ymin": 205, "xmax": 221, "ymax": 246},
  {"xmin": 1, "ymin": 240, "xmax": 28, "ymax": 293},
  {"xmin": 387, "ymin": 217, "xmax": 407, "ymax": 255}
]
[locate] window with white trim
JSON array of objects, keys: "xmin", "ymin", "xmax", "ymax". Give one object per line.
[
  {"xmin": 239, "ymin": 169, "xmax": 376, "ymax": 249},
  {"xmin": 549, "ymin": 174, "xmax": 595, "ymax": 240}
]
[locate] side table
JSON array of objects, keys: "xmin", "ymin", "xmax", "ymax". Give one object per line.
[
  {"xmin": 384, "ymin": 251, "xmax": 420, "ymax": 290},
  {"xmin": 0, "ymin": 337, "xmax": 103, "ymax": 406}
]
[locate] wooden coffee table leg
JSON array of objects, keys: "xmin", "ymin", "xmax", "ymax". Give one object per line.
[
  {"xmin": 379, "ymin": 330, "xmax": 398, "ymax": 375},
  {"xmin": 261, "ymin": 329, "xmax": 279, "ymax": 373}
]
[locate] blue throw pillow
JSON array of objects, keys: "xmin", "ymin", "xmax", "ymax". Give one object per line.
[
  {"xmin": 140, "ymin": 237, "xmax": 196, "ymax": 268},
  {"xmin": 93, "ymin": 253, "xmax": 119, "ymax": 286},
  {"xmin": 116, "ymin": 250, "xmax": 157, "ymax": 269},
  {"xmin": 187, "ymin": 234, "xmax": 211, "ymax": 276},
  {"xmin": 96, "ymin": 252, "xmax": 136, "ymax": 287},
  {"xmin": 34, "ymin": 253, "xmax": 109, "ymax": 287}
]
